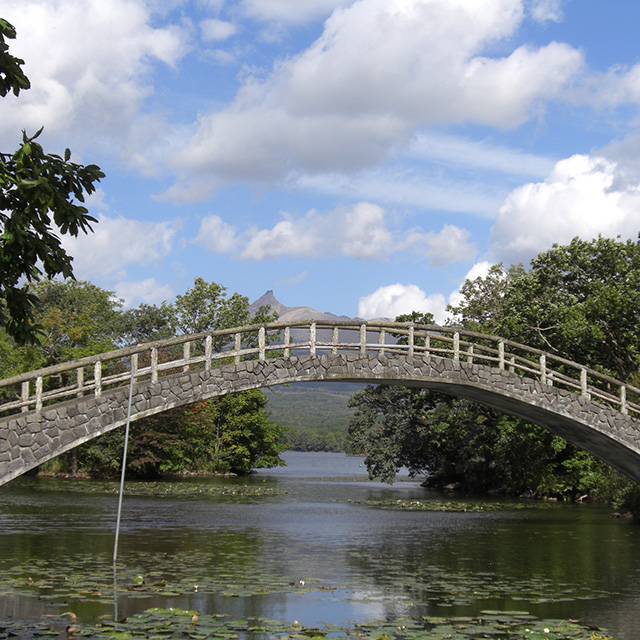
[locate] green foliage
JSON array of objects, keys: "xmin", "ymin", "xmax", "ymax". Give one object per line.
[
  {"xmin": 348, "ymin": 236, "xmax": 640, "ymax": 508},
  {"xmin": 450, "ymin": 236, "xmax": 640, "ymax": 379},
  {"xmin": 169, "ymin": 277, "xmax": 277, "ymax": 336},
  {"xmin": 72, "ymin": 390, "xmax": 287, "ymax": 478},
  {"xmin": 17, "ymin": 276, "xmax": 287, "ymax": 478},
  {"xmin": 182, "ymin": 390, "xmax": 287, "ymax": 474},
  {"xmin": 0, "ymin": 19, "xmax": 30, "ymax": 97},
  {"xmin": 0, "ymin": 19, "xmax": 104, "ymax": 344},
  {"xmin": 120, "ymin": 302, "xmax": 174, "ymax": 344},
  {"xmin": 285, "ymin": 426, "xmax": 345, "ymax": 452},
  {"xmin": 347, "ymin": 385, "xmax": 578, "ymax": 494},
  {"xmin": 0, "ymin": 279, "xmax": 124, "ymax": 401}
]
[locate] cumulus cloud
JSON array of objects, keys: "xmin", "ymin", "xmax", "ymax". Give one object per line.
[
  {"xmin": 169, "ymin": 0, "xmax": 583, "ymax": 194},
  {"xmin": 489, "ymin": 153, "xmax": 640, "ymax": 264},
  {"xmin": 359, "ymin": 261, "xmax": 493, "ymax": 325},
  {"xmin": 62, "ymin": 215, "xmax": 180, "ymax": 278},
  {"xmin": 195, "ymin": 202, "xmax": 475, "ymax": 264},
  {"xmin": 195, "ymin": 215, "xmax": 240, "ymax": 254},
  {"xmin": 358, "ymin": 284, "xmax": 448, "ymax": 323},
  {"xmin": 402, "ymin": 224, "xmax": 477, "ymax": 267},
  {"xmin": 0, "ymin": 0, "xmax": 189, "ymax": 161}
]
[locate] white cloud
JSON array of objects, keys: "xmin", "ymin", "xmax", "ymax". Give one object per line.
[
  {"xmin": 489, "ymin": 154, "xmax": 640, "ymax": 265},
  {"xmin": 170, "ymin": 0, "xmax": 583, "ymax": 192},
  {"xmin": 195, "ymin": 215, "xmax": 239, "ymax": 253},
  {"xmin": 408, "ymin": 132, "xmax": 556, "ymax": 178},
  {"xmin": 239, "ymin": 0, "xmax": 351, "ymax": 24},
  {"xmin": 200, "ymin": 18, "xmax": 237, "ymax": 41},
  {"xmin": 528, "ymin": 0, "xmax": 563, "ymax": 23},
  {"xmin": 196, "ymin": 203, "xmax": 474, "ymax": 265},
  {"xmin": 115, "ymin": 278, "xmax": 174, "ymax": 308},
  {"xmin": 338, "ymin": 203, "xmax": 393, "ymax": 260},
  {"xmin": 359, "ymin": 261, "xmax": 494, "ymax": 325},
  {"xmin": 358, "ymin": 284, "xmax": 448, "ymax": 323},
  {"xmin": 62, "ymin": 215, "xmax": 180, "ymax": 278},
  {"xmin": 297, "ymin": 169, "xmax": 506, "ymax": 217},
  {"xmin": 0, "ymin": 0, "xmax": 189, "ymax": 160},
  {"xmin": 402, "ymin": 224, "xmax": 477, "ymax": 267},
  {"xmin": 242, "ymin": 217, "xmax": 321, "ymax": 259}
]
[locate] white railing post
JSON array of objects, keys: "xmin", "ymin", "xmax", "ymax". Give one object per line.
[
  {"xmin": 94, "ymin": 361, "xmax": 102, "ymax": 397},
  {"xmin": 76, "ymin": 367, "xmax": 84, "ymax": 397},
  {"xmin": 183, "ymin": 341, "xmax": 191, "ymax": 372},
  {"xmin": 310, "ymin": 323, "xmax": 317, "ymax": 356},
  {"xmin": 467, "ymin": 345, "xmax": 474, "ymax": 364},
  {"xmin": 498, "ymin": 341, "xmax": 505, "ymax": 370},
  {"xmin": 621, "ymin": 385, "xmax": 628, "ymax": 414},
  {"xmin": 205, "ymin": 335, "xmax": 212, "ymax": 371},
  {"xmin": 35, "ymin": 377, "xmax": 43, "ymax": 412},
  {"xmin": 131, "ymin": 353, "xmax": 138, "ymax": 382},
  {"xmin": 360, "ymin": 324, "xmax": 367, "ymax": 355},
  {"xmin": 540, "ymin": 354, "xmax": 547, "ymax": 385},
  {"xmin": 425, "ymin": 333, "xmax": 430, "ymax": 358},
  {"xmin": 379, "ymin": 329, "xmax": 386, "ymax": 356},
  {"xmin": 580, "ymin": 368, "xmax": 589, "ymax": 399},
  {"xmin": 332, "ymin": 327, "xmax": 339, "ymax": 355},
  {"xmin": 408, "ymin": 325, "xmax": 414, "ymax": 356},
  {"xmin": 151, "ymin": 348, "xmax": 158, "ymax": 384},
  {"xmin": 259, "ymin": 327, "xmax": 266, "ymax": 361},
  {"xmin": 283, "ymin": 326, "xmax": 291, "ymax": 358},
  {"xmin": 235, "ymin": 333, "xmax": 242, "ymax": 364},
  {"xmin": 453, "ymin": 332, "xmax": 460, "ymax": 362},
  {"xmin": 21, "ymin": 380, "xmax": 29, "ymax": 412}
]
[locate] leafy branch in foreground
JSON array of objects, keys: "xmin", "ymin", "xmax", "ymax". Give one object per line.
[{"xmin": 0, "ymin": 18, "xmax": 104, "ymax": 344}]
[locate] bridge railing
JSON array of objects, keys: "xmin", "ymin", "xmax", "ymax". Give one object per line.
[{"xmin": 1, "ymin": 320, "xmax": 638, "ymax": 419}]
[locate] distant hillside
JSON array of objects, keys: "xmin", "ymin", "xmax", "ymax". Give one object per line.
[{"xmin": 264, "ymin": 381, "xmax": 365, "ymax": 451}]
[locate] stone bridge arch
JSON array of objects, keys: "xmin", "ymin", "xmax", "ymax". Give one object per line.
[{"xmin": 1, "ymin": 321, "xmax": 640, "ymax": 486}]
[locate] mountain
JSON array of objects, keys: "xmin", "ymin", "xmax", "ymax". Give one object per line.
[
  {"xmin": 249, "ymin": 290, "xmax": 354, "ymax": 323},
  {"xmin": 248, "ymin": 291, "xmax": 364, "ymax": 451}
]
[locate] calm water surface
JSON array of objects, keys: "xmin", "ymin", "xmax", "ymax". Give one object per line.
[{"xmin": 1, "ymin": 452, "xmax": 640, "ymax": 638}]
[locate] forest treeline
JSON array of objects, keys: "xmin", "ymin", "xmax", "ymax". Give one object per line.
[
  {"xmin": 0, "ymin": 277, "xmax": 289, "ymax": 477},
  {"xmin": 345, "ymin": 236, "xmax": 640, "ymax": 518}
]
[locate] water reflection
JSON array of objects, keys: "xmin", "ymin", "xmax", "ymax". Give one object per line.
[{"xmin": 0, "ymin": 452, "xmax": 639, "ymax": 638}]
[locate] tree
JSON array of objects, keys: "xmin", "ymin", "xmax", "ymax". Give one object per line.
[
  {"xmin": 169, "ymin": 277, "xmax": 277, "ymax": 337},
  {"xmin": 347, "ymin": 236, "xmax": 640, "ymax": 502},
  {"xmin": 0, "ymin": 19, "xmax": 104, "ymax": 344},
  {"xmin": 449, "ymin": 236, "xmax": 640, "ymax": 380},
  {"xmin": 32, "ymin": 279, "xmax": 123, "ymax": 363},
  {"xmin": 120, "ymin": 302, "xmax": 174, "ymax": 345},
  {"xmin": 182, "ymin": 390, "xmax": 287, "ymax": 474},
  {"xmin": 73, "ymin": 390, "xmax": 287, "ymax": 478}
]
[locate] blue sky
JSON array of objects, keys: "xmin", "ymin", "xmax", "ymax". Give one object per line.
[{"xmin": 3, "ymin": 0, "xmax": 640, "ymax": 321}]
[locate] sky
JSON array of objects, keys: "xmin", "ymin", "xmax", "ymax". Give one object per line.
[{"xmin": 2, "ymin": 0, "xmax": 640, "ymax": 323}]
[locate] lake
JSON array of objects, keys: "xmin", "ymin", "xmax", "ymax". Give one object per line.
[{"xmin": 0, "ymin": 451, "xmax": 639, "ymax": 638}]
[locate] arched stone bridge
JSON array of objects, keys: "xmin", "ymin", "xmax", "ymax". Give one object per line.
[{"xmin": 1, "ymin": 320, "xmax": 640, "ymax": 486}]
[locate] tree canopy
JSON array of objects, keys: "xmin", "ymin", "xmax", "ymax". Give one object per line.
[
  {"xmin": 0, "ymin": 18, "xmax": 104, "ymax": 344},
  {"xmin": 347, "ymin": 236, "xmax": 640, "ymax": 508},
  {"xmin": 1, "ymin": 276, "xmax": 287, "ymax": 478}
]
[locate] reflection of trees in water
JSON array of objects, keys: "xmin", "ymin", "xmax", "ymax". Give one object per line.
[{"xmin": 342, "ymin": 508, "xmax": 640, "ymax": 625}]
